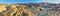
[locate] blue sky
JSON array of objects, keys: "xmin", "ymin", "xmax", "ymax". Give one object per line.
[{"xmin": 0, "ymin": 0, "xmax": 59, "ymax": 4}]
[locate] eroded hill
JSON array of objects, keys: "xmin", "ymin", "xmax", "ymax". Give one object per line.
[{"xmin": 0, "ymin": 4, "xmax": 46, "ymax": 16}]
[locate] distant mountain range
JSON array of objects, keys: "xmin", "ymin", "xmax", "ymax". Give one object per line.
[
  {"xmin": 20, "ymin": 2, "xmax": 60, "ymax": 11},
  {"xmin": 19, "ymin": 2, "xmax": 59, "ymax": 8}
]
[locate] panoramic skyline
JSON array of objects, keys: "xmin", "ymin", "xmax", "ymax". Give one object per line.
[{"xmin": 0, "ymin": 0, "xmax": 60, "ymax": 4}]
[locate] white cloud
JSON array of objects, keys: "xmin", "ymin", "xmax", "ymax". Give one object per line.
[{"xmin": 42, "ymin": 0, "xmax": 60, "ymax": 3}]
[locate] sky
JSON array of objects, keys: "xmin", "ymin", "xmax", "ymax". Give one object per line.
[{"xmin": 0, "ymin": 0, "xmax": 60, "ymax": 4}]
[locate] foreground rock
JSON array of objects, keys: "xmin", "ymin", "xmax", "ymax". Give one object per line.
[{"xmin": 0, "ymin": 4, "xmax": 46, "ymax": 16}]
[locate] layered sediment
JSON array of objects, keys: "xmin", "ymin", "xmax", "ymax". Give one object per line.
[{"xmin": 0, "ymin": 4, "xmax": 45, "ymax": 16}]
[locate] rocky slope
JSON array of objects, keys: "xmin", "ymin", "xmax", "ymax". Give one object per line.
[
  {"xmin": 0, "ymin": 4, "xmax": 46, "ymax": 16},
  {"xmin": 0, "ymin": 2, "xmax": 60, "ymax": 16}
]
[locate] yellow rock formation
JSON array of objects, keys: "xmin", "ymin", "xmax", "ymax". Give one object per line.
[
  {"xmin": 0, "ymin": 4, "xmax": 35, "ymax": 16},
  {"xmin": 0, "ymin": 5, "xmax": 7, "ymax": 12}
]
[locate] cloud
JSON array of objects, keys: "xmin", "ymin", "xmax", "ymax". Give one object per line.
[{"xmin": 39, "ymin": 0, "xmax": 60, "ymax": 3}]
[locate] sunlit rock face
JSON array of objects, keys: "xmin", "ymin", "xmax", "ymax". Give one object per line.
[
  {"xmin": 0, "ymin": 4, "xmax": 45, "ymax": 16},
  {"xmin": 0, "ymin": 4, "xmax": 7, "ymax": 12}
]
